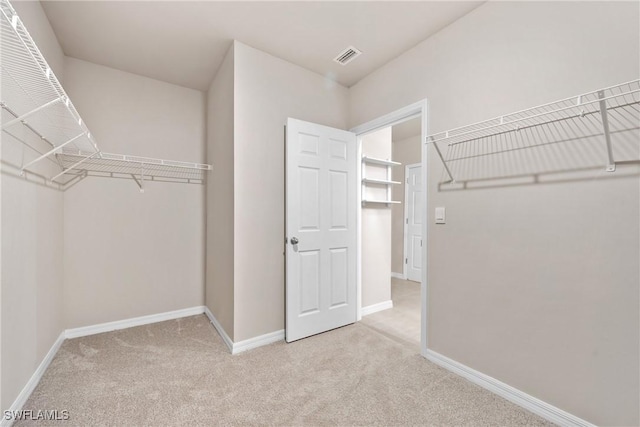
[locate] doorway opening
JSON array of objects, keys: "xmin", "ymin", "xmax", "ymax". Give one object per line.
[
  {"xmin": 351, "ymin": 100, "xmax": 428, "ymax": 355},
  {"xmin": 284, "ymin": 100, "xmax": 427, "ymax": 355}
]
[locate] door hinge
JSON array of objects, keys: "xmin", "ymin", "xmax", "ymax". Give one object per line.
[
  {"xmin": 406, "ymin": 218, "xmax": 408, "ymax": 224},
  {"xmin": 405, "ymin": 258, "xmax": 408, "ymax": 264},
  {"xmin": 406, "ymin": 178, "xmax": 409, "ymax": 184},
  {"xmin": 421, "ymin": 239, "xmax": 423, "ymax": 247}
]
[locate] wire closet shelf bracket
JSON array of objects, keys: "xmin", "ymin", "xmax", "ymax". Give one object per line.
[
  {"xmin": 0, "ymin": 0, "xmax": 212, "ymax": 191},
  {"xmin": 426, "ymin": 80, "xmax": 640, "ymax": 184}
]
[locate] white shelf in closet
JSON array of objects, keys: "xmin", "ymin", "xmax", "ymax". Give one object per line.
[
  {"xmin": 0, "ymin": 0, "xmax": 212, "ymax": 191},
  {"xmin": 426, "ymin": 79, "xmax": 640, "ymax": 183},
  {"xmin": 56, "ymin": 150, "xmax": 212, "ymax": 191},
  {"xmin": 362, "ymin": 178, "xmax": 401, "ymax": 185},
  {"xmin": 362, "ymin": 156, "xmax": 401, "ymax": 166},
  {"xmin": 362, "ymin": 199, "xmax": 401, "ymax": 205},
  {"xmin": 361, "ymin": 155, "xmax": 400, "ymax": 207}
]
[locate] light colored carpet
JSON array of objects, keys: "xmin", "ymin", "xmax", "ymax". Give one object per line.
[
  {"xmin": 17, "ymin": 315, "xmax": 553, "ymax": 426},
  {"xmin": 361, "ymin": 278, "xmax": 421, "ymax": 347}
]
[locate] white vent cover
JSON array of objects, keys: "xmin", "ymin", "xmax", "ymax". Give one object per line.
[{"xmin": 333, "ymin": 46, "xmax": 362, "ymax": 65}]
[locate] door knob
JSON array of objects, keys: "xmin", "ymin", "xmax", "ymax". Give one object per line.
[{"xmin": 290, "ymin": 237, "xmax": 299, "ymax": 245}]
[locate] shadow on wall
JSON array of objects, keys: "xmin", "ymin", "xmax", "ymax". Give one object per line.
[
  {"xmin": 1, "ymin": 121, "xmax": 70, "ymax": 190},
  {"xmin": 432, "ymin": 81, "xmax": 640, "ymax": 191},
  {"xmin": 436, "ymin": 162, "xmax": 640, "ymax": 192},
  {"xmin": 1, "ymin": 129, "xmax": 207, "ymax": 192}
]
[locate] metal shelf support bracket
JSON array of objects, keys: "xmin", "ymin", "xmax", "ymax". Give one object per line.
[
  {"xmin": 1, "ymin": 97, "xmax": 64, "ymax": 130},
  {"xmin": 20, "ymin": 132, "xmax": 84, "ymax": 175},
  {"xmin": 132, "ymin": 164, "xmax": 145, "ymax": 193},
  {"xmin": 50, "ymin": 151, "xmax": 100, "ymax": 183},
  {"xmin": 430, "ymin": 136, "xmax": 455, "ymax": 183},
  {"xmin": 597, "ymin": 90, "xmax": 616, "ymax": 172},
  {"xmin": 131, "ymin": 173, "xmax": 144, "ymax": 193}
]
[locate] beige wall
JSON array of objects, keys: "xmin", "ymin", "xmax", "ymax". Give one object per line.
[
  {"xmin": 1, "ymin": 0, "xmax": 65, "ymax": 410},
  {"xmin": 0, "ymin": 180, "xmax": 63, "ymax": 411},
  {"xmin": 232, "ymin": 41, "xmax": 349, "ymax": 341},
  {"xmin": 349, "ymin": 2, "xmax": 639, "ymax": 425},
  {"xmin": 391, "ymin": 134, "xmax": 421, "ymax": 276},
  {"xmin": 206, "ymin": 45, "xmax": 235, "ymax": 339},
  {"xmin": 361, "ymin": 127, "xmax": 392, "ymax": 308},
  {"xmin": 3, "ymin": 3, "xmax": 637, "ymax": 424},
  {"xmin": 62, "ymin": 58, "xmax": 206, "ymax": 329}
]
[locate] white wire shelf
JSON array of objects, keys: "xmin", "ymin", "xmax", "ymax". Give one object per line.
[
  {"xmin": 426, "ymin": 80, "xmax": 640, "ymax": 183},
  {"xmin": 1, "ymin": 0, "xmax": 97, "ymax": 156},
  {"xmin": 0, "ymin": 0, "xmax": 212, "ymax": 190},
  {"xmin": 56, "ymin": 150, "xmax": 212, "ymax": 191}
]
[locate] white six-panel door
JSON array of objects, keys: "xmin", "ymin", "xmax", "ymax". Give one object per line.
[
  {"xmin": 405, "ymin": 164, "xmax": 423, "ymax": 282},
  {"xmin": 286, "ymin": 118, "xmax": 357, "ymax": 342}
]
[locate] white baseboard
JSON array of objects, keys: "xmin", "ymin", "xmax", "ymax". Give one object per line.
[
  {"xmin": 391, "ymin": 272, "xmax": 406, "ymax": 280},
  {"xmin": 203, "ymin": 306, "xmax": 284, "ymax": 354},
  {"xmin": 65, "ymin": 306, "xmax": 206, "ymax": 339},
  {"xmin": 233, "ymin": 329, "xmax": 285, "ymax": 354},
  {"xmin": 4, "ymin": 305, "xmax": 283, "ymax": 424},
  {"xmin": 425, "ymin": 350, "xmax": 595, "ymax": 427},
  {"xmin": 203, "ymin": 306, "xmax": 234, "ymax": 353},
  {"xmin": 361, "ymin": 300, "xmax": 393, "ymax": 316},
  {"xmin": 4, "ymin": 306, "xmax": 594, "ymax": 427},
  {"xmin": 1, "ymin": 332, "xmax": 65, "ymax": 427}
]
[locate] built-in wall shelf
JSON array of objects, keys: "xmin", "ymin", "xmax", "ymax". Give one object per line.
[
  {"xmin": 426, "ymin": 79, "xmax": 640, "ymax": 184},
  {"xmin": 362, "ymin": 156, "xmax": 401, "ymax": 167},
  {"xmin": 0, "ymin": 0, "xmax": 212, "ymax": 191},
  {"xmin": 362, "ymin": 178, "xmax": 401, "ymax": 185},
  {"xmin": 361, "ymin": 155, "xmax": 400, "ymax": 207},
  {"xmin": 362, "ymin": 199, "xmax": 401, "ymax": 205}
]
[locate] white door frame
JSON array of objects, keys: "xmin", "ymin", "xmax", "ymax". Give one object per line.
[
  {"xmin": 350, "ymin": 99, "xmax": 429, "ymax": 356},
  {"xmin": 404, "ymin": 163, "xmax": 422, "ymax": 282}
]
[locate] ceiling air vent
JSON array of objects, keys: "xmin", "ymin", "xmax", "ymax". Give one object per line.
[{"xmin": 333, "ymin": 46, "xmax": 362, "ymax": 66}]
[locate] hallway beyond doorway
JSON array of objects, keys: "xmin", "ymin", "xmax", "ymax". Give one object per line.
[{"xmin": 361, "ymin": 278, "xmax": 420, "ymax": 348}]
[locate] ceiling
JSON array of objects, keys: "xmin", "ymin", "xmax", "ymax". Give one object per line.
[{"xmin": 40, "ymin": 1, "xmax": 483, "ymax": 91}]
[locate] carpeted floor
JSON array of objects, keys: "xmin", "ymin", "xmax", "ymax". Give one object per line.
[
  {"xmin": 361, "ymin": 278, "xmax": 422, "ymax": 348},
  {"xmin": 17, "ymin": 315, "xmax": 553, "ymax": 426}
]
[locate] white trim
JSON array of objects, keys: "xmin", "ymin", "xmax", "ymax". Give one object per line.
[
  {"xmin": 204, "ymin": 307, "xmax": 284, "ymax": 354},
  {"xmin": 203, "ymin": 306, "xmax": 234, "ymax": 353},
  {"xmin": 350, "ymin": 101, "xmax": 424, "ymax": 136},
  {"xmin": 350, "ymin": 99, "xmax": 429, "ymax": 356},
  {"xmin": 1, "ymin": 332, "xmax": 65, "ymax": 427},
  {"xmin": 425, "ymin": 350, "xmax": 595, "ymax": 427},
  {"xmin": 232, "ymin": 330, "xmax": 285, "ymax": 354},
  {"xmin": 356, "ymin": 135, "xmax": 363, "ymax": 321},
  {"xmin": 419, "ymin": 100, "xmax": 429, "ymax": 356},
  {"xmin": 4, "ymin": 305, "xmax": 275, "ymax": 425},
  {"xmin": 390, "ymin": 272, "xmax": 406, "ymax": 280},
  {"xmin": 361, "ymin": 300, "xmax": 393, "ymax": 316},
  {"xmin": 65, "ymin": 306, "xmax": 205, "ymax": 339}
]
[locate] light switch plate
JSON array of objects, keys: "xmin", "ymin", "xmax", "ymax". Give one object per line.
[{"xmin": 435, "ymin": 207, "xmax": 446, "ymax": 224}]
